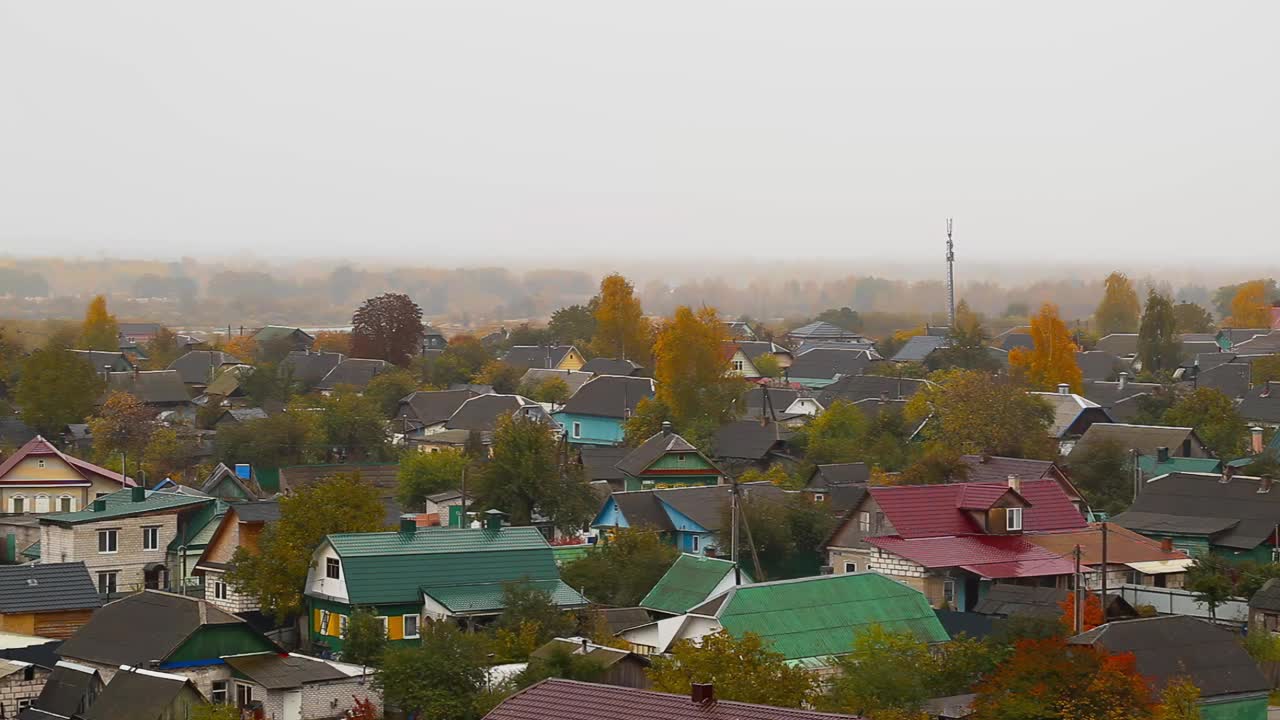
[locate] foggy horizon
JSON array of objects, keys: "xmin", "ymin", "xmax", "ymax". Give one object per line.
[{"xmin": 3, "ymin": 1, "xmax": 1277, "ymax": 265}]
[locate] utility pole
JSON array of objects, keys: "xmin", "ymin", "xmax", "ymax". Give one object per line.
[
  {"xmin": 1100, "ymin": 522, "xmax": 1109, "ymax": 624},
  {"xmin": 1075, "ymin": 540, "xmax": 1085, "ymax": 630},
  {"xmin": 731, "ymin": 481, "xmax": 741, "ymax": 585},
  {"xmin": 459, "ymin": 466, "xmax": 467, "ymax": 528},
  {"xmin": 945, "ymin": 218, "xmax": 956, "ymax": 329}
]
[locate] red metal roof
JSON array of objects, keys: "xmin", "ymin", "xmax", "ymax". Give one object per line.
[
  {"xmin": 869, "ymin": 535, "xmax": 1077, "ymax": 578},
  {"xmin": 869, "ymin": 479, "xmax": 1085, "ymax": 539},
  {"xmin": 953, "ymin": 484, "xmax": 1016, "ymax": 510},
  {"xmin": 0, "ymin": 436, "xmax": 134, "ymax": 487},
  {"xmin": 485, "ymin": 679, "xmax": 864, "ymax": 720}
]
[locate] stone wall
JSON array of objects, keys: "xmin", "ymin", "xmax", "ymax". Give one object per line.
[
  {"xmin": 43, "ymin": 514, "xmax": 179, "ymax": 591},
  {"xmin": 203, "ymin": 569, "xmax": 260, "ymax": 614},
  {"xmin": 257, "ymin": 676, "xmax": 381, "ymax": 720},
  {"xmin": 0, "ymin": 664, "xmax": 49, "ymax": 718}
]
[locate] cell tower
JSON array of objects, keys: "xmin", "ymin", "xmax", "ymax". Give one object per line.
[{"xmin": 945, "ymin": 218, "xmax": 956, "ymax": 329}]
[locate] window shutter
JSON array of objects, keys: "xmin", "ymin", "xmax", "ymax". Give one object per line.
[{"xmin": 388, "ymin": 615, "xmax": 404, "ymax": 641}]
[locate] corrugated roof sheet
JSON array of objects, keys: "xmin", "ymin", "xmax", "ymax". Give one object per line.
[
  {"xmin": 40, "ymin": 488, "xmax": 212, "ymax": 526},
  {"xmin": 701, "ymin": 573, "xmax": 948, "ymax": 661},
  {"xmin": 639, "ymin": 554, "xmax": 741, "ymax": 615},
  {"xmin": 869, "ymin": 480, "xmax": 1086, "ymax": 539},
  {"xmin": 484, "ymin": 678, "xmax": 865, "ymax": 720},
  {"xmin": 0, "ymin": 562, "xmax": 101, "ymax": 613},
  {"xmin": 869, "ymin": 535, "xmax": 1077, "ymax": 578}
]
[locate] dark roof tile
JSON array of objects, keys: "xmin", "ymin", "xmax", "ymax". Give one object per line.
[{"xmin": 0, "ymin": 563, "xmax": 101, "ymax": 613}]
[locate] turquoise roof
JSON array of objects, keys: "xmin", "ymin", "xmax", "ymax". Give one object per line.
[
  {"xmin": 1139, "ymin": 456, "xmax": 1223, "ymax": 475},
  {"xmin": 42, "ymin": 488, "xmax": 213, "ymax": 526},
  {"xmin": 423, "ymin": 578, "xmax": 585, "ymax": 614},
  {"xmin": 700, "ymin": 572, "xmax": 948, "ymax": 661},
  {"xmin": 324, "ymin": 526, "xmax": 584, "ymax": 609}
]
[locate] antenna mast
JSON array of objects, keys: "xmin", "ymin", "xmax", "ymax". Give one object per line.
[{"xmin": 945, "ymin": 218, "xmax": 956, "ymax": 329}]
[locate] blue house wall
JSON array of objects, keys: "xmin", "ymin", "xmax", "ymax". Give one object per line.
[
  {"xmin": 657, "ymin": 499, "xmax": 717, "ymax": 555},
  {"xmin": 553, "ymin": 412, "xmax": 625, "ymax": 446},
  {"xmin": 591, "ymin": 498, "xmax": 629, "ymax": 529}
]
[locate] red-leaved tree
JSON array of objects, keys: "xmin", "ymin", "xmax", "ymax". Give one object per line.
[
  {"xmin": 1060, "ymin": 592, "xmax": 1106, "ymax": 633},
  {"xmin": 350, "ymin": 293, "xmax": 425, "ymax": 366},
  {"xmin": 971, "ymin": 638, "xmax": 1155, "ymax": 720}
]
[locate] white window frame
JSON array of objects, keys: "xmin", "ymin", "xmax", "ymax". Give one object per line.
[
  {"xmin": 339, "ymin": 614, "xmax": 349, "ymax": 638},
  {"xmin": 36, "ymin": 459, "xmax": 45, "ymax": 469},
  {"xmin": 944, "ymin": 579, "xmax": 957, "ymax": 606},
  {"xmin": 213, "ymin": 580, "xmax": 228, "ymax": 601},
  {"xmin": 572, "ymin": 422, "xmax": 582, "ymax": 439},
  {"xmin": 692, "ymin": 535, "xmax": 700, "ymax": 552},
  {"xmin": 97, "ymin": 571, "xmax": 118, "ymax": 595},
  {"xmin": 326, "ymin": 557, "xmax": 341, "ymax": 579},
  {"xmin": 142, "ymin": 526, "xmax": 160, "ymax": 551},
  {"xmin": 319, "ymin": 610, "xmax": 331, "ymax": 636},
  {"xmin": 98, "ymin": 529, "xmax": 118, "ymax": 554},
  {"xmin": 10, "ymin": 496, "xmax": 24, "ymax": 514},
  {"xmin": 34, "ymin": 495, "xmax": 49, "ymax": 513},
  {"xmin": 235, "ymin": 683, "xmax": 254, "ymax": 708},
  {"xmin": 210, "ymin": 680, "xmax": 228, "ymax": 704},
  {"xmin": 58, "ymin": 495, "xmax": 75, "ymax": 512},
  {"xmin": 732, "ymin": 360, "xmax": 744, "ymax": 372},
  {"xmin": 814, "ymin": 493, "xmax": 825, "ymax": 503},
  {"xmin": 377, "ymin": 616, "xmax": 389, "ymax": 638},
  {"xmin": 403, "ymin": 614, "xmax": 420, "ymax": 639},
  {"xmin": 858, "ymin": 511, "xmax": 871, "ymax": 533},
  {"xmin": 1007, "ymin": 507, "xmax": 1023, "ymax": 531},
  {"xmin": 844, "ymin": 562, "xmax": 857, "ymax": 573}
]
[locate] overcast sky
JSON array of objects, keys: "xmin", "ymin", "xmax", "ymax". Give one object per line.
[{"xmin": 1, "ymin": 1, "xmax": 1276, "ymax": 265}]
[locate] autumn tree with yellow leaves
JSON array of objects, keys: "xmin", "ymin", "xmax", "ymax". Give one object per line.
[
  {"xmin": 79, "ymin": 295, "xmax": 119, "ymax": 351},
  {"xmin": 1228, "ymin": 280, "xmax": 1271, "ymax": 328},
  {"xmin": 591, "ymin": 274, "xmax": 652, "ymax": 362},
  {"xmin": 1009, "ymin": 303, "xmax": 1083, "ymax": 393},
  {"xmin": 1094, "ymin": 272, "xmax": 1141, "ymax": 335}
]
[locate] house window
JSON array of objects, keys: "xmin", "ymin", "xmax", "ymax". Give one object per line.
[
  {"xmin": 339, "ymin": 614, "xmax": 349, "ymax": 638},
  {"xmin": 17, "ymin": 699, "xmax": 32, "ymax": 711},
  {"xmin": 692, "ymin": 536, "xmax": 700, "ymax": 552},
  {"xmin": 814, "ymin": 493, "xmax": 825, "ymax": 503},
  {"xmin": 844, "ymin": 562, "xmax": 857, "ymax": 573},
  {"xmin": 572, "ymin": 422, "xmax": 582, "ymax": 439},
  {"xmin": 211, "ymin": 680, "xmax": 229, "ymax": 704},
  {"xmin": 874, "ymin": 512, "xmax": 885, "ymax": 533},
  {"xmin": 213, "ymin": 580, "xmax": 228, "ymax": 600},
  {"xmin": 58, "ymin": 495, "xmax": 74, "ymax": 512},
  {"xmin": 319, "ymin": 610, "xmax": 331, "ymax": 636},
  {"xmin": 34, "ymin": 495, "xmax": 49, "ymax": 513},
  {"xmin": 97, "ymin": 571, "xmax": 118, "ymax": 595},
  {"xmin": 142, "ymin": 526, "xmax": 160, "ymax": 551},
  {"xmin": 732, "ymin": 360, "xmax": 744, "ymax": 372},
  {"xmin": 10, "ymin": 496, "xmax": 23, "ymax": 514},
  {"xmin": 858, "ymin": 511, "xmax": 870, "ymax": 533},
  {"xmin": 235, "ymin": 683, "xmax": 254, "ymax": 708},
  {"xmin": 403, "ymin": 614, "xmax": 420, "ymax": 639},
  {"xmin": 1007, "ymin": 507, "xmax": 1023, "ymax": 531},
  {"xmin": 36, "ymin": 459, "xmax": 45, "ymax": 469},
  {"xmin": 98, "ymin": 529, "xmax": 118, "ymax": 554},
  {"xmin": 326, "ymin": 557, "xmax": 341, "ymax": 580},
  {"xmin": 378, "ymin": 617, "xmax": 389, "ymax": 638},
  {"xmin": 944, "ymin": 580, "xmax": 957, "ymax": 607}
]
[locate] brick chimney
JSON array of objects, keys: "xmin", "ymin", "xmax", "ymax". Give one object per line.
[
  {"xmin": 1160, "ymin": 538, "xmax": 1174, "ymax": 552},
  {"xmin": 1007, "ymin": 474, "xmax": 1020, "ymax": 493},
  {"xmin": 691, "ymin": 683, "xmax": 715, "ymax": 705},
  {"xmin": 1251, "ymin": 427, "xmax": 1264, "ymax": 455}
]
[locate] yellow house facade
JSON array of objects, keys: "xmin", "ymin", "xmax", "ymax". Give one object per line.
[{"xmin": 0, "ymin": 436, "xmax": 132, "ymax": 515}]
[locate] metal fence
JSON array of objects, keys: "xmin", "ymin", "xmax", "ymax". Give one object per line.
[{"xmin": 1117, "ymin": 583, "xmax": 1249, "ymax": 624}]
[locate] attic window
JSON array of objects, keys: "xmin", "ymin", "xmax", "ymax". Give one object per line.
[
  {"xmin": 326, "ymin": 557, "xmax": 341, "ymax": 580},
  {"xmin": 36, "ymin": 460, "xmax": 45, "ymax": 469},
  {"xmin": 677, "ymin": 453, "xmax": 687, "ymax": 463},
  {"xmin": 1006, "ymin": 507, "xmax": 1024, "ymax": 531}
]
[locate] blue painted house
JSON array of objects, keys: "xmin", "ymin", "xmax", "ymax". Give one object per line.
[
  {"xmin": 592, "ymin": 481, "xmax": 785, "ymax": 555},
  {"xmin": 553, "ymin": 375, "xmax": 654, "ymax": 446}
]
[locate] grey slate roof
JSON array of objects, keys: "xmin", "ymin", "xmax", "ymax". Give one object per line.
[
  {"xmin": 817, "ymin": 375, "xmax": 927, "ymax": 406},
  {"xmin": 1233, "ymin": 332, "xmax": 1280, "ymax": 356},
  {"xmin": 616, "ymin": 430, "xmax": 713, "ymax": 477},
  {"xmin": 57, "ymin": 590, "xmax": 250, "ymax": 667},
  {"xmin": 281, "ymin": 350, "xmax": 346, "ymax": 386},
  {"xmin": 578, "ymin": 447, "xmax": 629, "ymax": 484},
  {"xmin": 558, "ymin": 376, "xmax": 654, "ymax": 419},
  {"xmin": 1095, "ymin": 333, "xmax": 1140, "ymax": 356},
  {"xmin": 105, "ymin": 370, "xmax": 191, "ymax": 405},
  {"xmin": 28, "ymin": 661, "xmax": 102, "ymax": 719},
  {"xmin": 1070, "ymin": 615, "xmax": 1269, "ymax": 698},
  {"xmin": 1068, "ymin": 423, "xmax": 1200, "ymax": 462},
  {"xmin": 69, "ymin": 350, "xmax": 134, "ymax": 373},
  {"xmin": 1080, "ymin": 379, "xmax": 1162, "ymax": 422},
  {"xmin": 399, "ymin": 389, "xmax": 479, "ymax": 427},
  {"xmin": 83, "ymin": 668, "xmax": 196, "ymax": 720},
  {"xmin": 957, "ymin": 455, "xmax": 1060, "ymax": 484},
  {"xmin": 1250, "ymin": 578, "xmax": 1280, "ymax": 613},
  {"xmin": 786, "ymin": 348, "xmax": 872, "ymax": 380},
  {"xmin": 735, "ymin": 341, "xmax": 791, "ymax": 360},
  {"xmin": 1031, "ymin": 391, "xmax": 1111, "ymax": 439},
  {"xmin": 446, "ymin": 394, "xmax": 540, "ymax": 431},
  {"xmin": 1239, "ymin": 382, "xmax": 1280, "ymax": 424},
  {"xmin": 1219, "ymin": 328, "xmax": 1270, "ymax": 348},
  {"xmin": 786, "ymin": 321, "xmax": 868, "ymax": 343},
  {"xmin": 891, "ymin": 335, "xmax": 949, "ymax": 362},
  {"xmin": 992, "ymin": 327, "xmax": 1033, "ymax": 352},
  {"xmin": 316, "ymin": 358, "xmax": 390, "ymax": 391},
  {"xmin": 598, "ymin": 607, "xmax": 653, "ymax": 635},
  {"xmin": 223, "ymin": 653, "xmax": 348, "ymax": 689},
  {"xmin": 503, "ymin": 345, "xmax": 576, "ymax": 370},
  {"xmin": 0, "ymin": 562, "xmax": 102, "ymax": 613},
  {"xmin": 1112, "ymin": 472, "xmax": 1280, "ymax": 549},
  {"xmin": 742, "ymin": 387, "xmax": 801, "ymax": 417},
  {"xmin": 1193, "ymin": 362, "xmax": 1251, "ymax": 400},
  {"xmin": 806, "ymin": 463, "xmax": 870, "ymax": 490},
  {"xmin": 520, "ymin": 368, "xmax": 594, "ymax": 396},
  {"xmin": 1075, "ymin": 351, "xmax": 1129, "ymax": 381},
  {"xmin": 167, "ymin": 350, "xmax": 242, "ymax": 385},
  {"xmin": 580, "ymin": 357, "xmax": 643, "ymax": 376},
  {"xmin": 231, "ymin": 499, "xmax": 282, "ymax": 523},
  {"xmin": 710, "ymin": 420, "xmax": 793, "ymax": 461},
  {"xmin": 972, "ymin": 584, "xmax": 1066, "ymax": 618}
]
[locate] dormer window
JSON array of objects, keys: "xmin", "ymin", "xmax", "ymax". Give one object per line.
[{"xmin": 1007, "ymin": 507, "xmax": 1023, "ymax": 531}]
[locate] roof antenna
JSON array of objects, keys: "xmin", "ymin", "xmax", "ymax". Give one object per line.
[{"xmin": 945, "ymin": 218, "xmax": 956, "ymax": 330}]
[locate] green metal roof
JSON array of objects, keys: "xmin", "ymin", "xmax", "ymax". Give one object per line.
[
  {"xmin": 20, "ymin": 541, "xmax": 39, "ymax": 560},
  {"xmin": 423, "ymin": 579, "xmax": 586, "ymax": 615},
  {"xmin": 327, "ymin": 526, "xmax": 577, "ymax": 606},
  {"xmin": 639, "ymin": 553, "xmax": 744, "ymax": 615},
  {"xmin": 705, "ymin": 572, "xmax": 948, "ymax": 661},
  {"xmin": 1139, "ymin": 456, "xmax": 1222, "ymax": 475},
  {"xmin": 42, "ymin": 488, "xmax": 213, "ymax": 526},
  {"xmin": 170, "ymin": 501, "xmax": 228, "ymax": 552}
]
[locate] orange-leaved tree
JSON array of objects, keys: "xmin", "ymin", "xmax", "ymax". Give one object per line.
[
  {"xmin": 1229, "ymin": 280, "xmax": 1271, "ymax": 328},
  {"xmin": 591, "ymin": 273, "xmax": 652, "ymax": 362},
  {"xmin": 80, "ymin": 295, "xmax": 120, "ymax": 351},
  {"xmin": 971, "ymin": 637, "xmax": 1155, "ymax": 720},
  {"xmin": 1009, "ymin": 302, "xmax": 1083, "ymax": 393},
  {"xmin": 1059, "ymin": 591, "xmax": 1106, "ymax": 633},
  {"xmin": 223, "ymin": 334, "xmax": 258, "ymax": 362},
  {"xmin": 651, "ymin": 305, "xmax": 745, "ymax": 442}
]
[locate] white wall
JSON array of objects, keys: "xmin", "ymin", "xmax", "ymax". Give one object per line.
[{"xmin": 304, "ymin": 543, "xmax": 348, "ymax": 602}]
